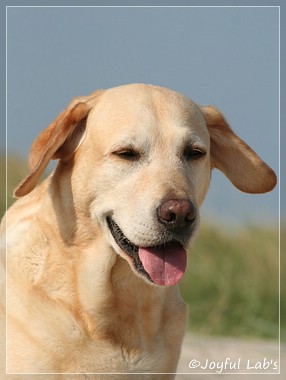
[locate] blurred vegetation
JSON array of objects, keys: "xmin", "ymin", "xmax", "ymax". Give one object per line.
[
  {"xmin": 0, "ymin": 153, "xmax": 29, "ymax": 217},
  {"xmin": 180, "ymin": 224, "xmax": 283, "ymax": 340},
  {"xmin": 1, "ymin": 154, "xmax": 283, "ymax": 340}
]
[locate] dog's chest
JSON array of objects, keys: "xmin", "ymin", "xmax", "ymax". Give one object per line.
[
  {"xmin": 54, "ymin": 297, "xmax": 187, "ymax": 375},
  {"xmin": 71, "ymin": 337, "xmax": 168, "ymax": 374}
]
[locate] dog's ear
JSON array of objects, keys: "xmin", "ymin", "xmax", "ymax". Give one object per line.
[
  {"xmin": 14, "ymin": 90, "xmax": 104, "ymax": 197},
  {"xmin": 201, "ymin": 105, "xmax": 277, "ymax": 194}
]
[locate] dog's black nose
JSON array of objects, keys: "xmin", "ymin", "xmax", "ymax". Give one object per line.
[{"xmin": 157, "ymin": 199, "xmax": 196, "ymax": 229}]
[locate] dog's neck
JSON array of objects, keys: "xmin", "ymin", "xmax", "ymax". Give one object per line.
[{"xmin": 74, "ymin": 244, "xmax": 171, "ymax": 341}]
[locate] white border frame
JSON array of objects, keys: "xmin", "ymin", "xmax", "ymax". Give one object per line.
[{"xmin": 5, "ymin": 4, "xmax": 281, "ymax": 376}]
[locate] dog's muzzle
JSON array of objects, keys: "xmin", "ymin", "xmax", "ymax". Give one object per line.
[{"xmin": 106, "ymin": 209, "xmax": 195, "ymax": 287}]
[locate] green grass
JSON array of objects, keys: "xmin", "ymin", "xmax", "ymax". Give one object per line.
[
  {"xmin": 180, "ymin": 224, "xmax": 282, "ymax": 340},
  {"xmin": 0, "ymin": 154, "xmax": 30, "ymax": 218},
  {"xmin": 1, "ymin": 154, "xmax": 283, "ymax": 340}
]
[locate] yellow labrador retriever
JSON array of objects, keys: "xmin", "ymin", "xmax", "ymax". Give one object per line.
[{"xmin": 0, "ymin": 84, "xmax": 276, "ymax": 379}]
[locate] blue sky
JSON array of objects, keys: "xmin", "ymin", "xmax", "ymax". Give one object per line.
[{"xmin": 5, "ymin": 5, "xmax": 280, "ymax": 226}]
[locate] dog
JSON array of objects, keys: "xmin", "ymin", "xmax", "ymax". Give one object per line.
[{"xmin": 0, "ymin": 84, "xmax": 276, "ymax": 379}]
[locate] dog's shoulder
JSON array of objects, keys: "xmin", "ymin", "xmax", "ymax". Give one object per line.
[{"xmin": 1, "ymin": 178, "xmax": 60, "ymax": 285}]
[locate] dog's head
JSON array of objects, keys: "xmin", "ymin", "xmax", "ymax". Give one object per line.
[{"xmin": 14, "ymin": 84, "xmax": 277, "ymax": 287}]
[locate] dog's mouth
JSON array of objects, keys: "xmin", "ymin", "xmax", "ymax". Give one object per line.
[{"xmin": 107, "ymin": 217, "xmax": 187, "ymax": 286}]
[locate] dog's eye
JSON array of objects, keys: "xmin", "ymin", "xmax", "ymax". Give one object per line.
[
  {"xmin": 184, "ymin": 146, "xmax": 206, "ymax": 161},
  {"xmin": 114, "ymin": 149, "xmax": 141, "ymax": 161}
]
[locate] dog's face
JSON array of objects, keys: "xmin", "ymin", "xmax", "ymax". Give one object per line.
[
  {"xmin": 14, "ymin": 84, "xmax": 277, "ymax": 287},
  {"xmin": 83, "ymin": 85, "xmax": 211, "ymax": 286}
]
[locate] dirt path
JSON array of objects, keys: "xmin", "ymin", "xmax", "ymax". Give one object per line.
[{"xmin": 176, "ymin": 334, "xmax": 285, "ymax": 379}]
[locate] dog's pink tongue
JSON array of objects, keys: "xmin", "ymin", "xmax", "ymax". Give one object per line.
[{"xmin": 138, "ymin": 242, "xmax": 187, "ymax": 286}]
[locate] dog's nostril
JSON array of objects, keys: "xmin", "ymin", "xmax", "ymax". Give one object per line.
[
  {"xmin": 157, "ymin": 199, "xmax": 196, "ymax": 228},
  {"xmin": 168, "ymin": 212, "xmax": 177, "ymax": 223}
]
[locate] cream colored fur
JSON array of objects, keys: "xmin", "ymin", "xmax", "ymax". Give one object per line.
[{"xmin": 0, "ymin": 84, "xmax": 276, "ymax": 379}]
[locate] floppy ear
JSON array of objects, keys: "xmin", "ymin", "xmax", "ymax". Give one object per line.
[
  {"xmin": 201, "ymin": 105, "xmax": 277, "ymax": 194},
  {"xmin": 14, "ymin": 90, "xmax": 104, "ymax": 198}
]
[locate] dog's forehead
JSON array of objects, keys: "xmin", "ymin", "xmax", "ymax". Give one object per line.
[{"xmin": 87, "ymin": 84, "xmax": 209, "ymax": 143}]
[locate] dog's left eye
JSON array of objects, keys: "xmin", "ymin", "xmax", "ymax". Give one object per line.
[
  {"xmin": 183, "ymin": 146, "xmax": 206, "ymax": 161},
  {"xmin": 113, "ymin": 149, "xmax": 141, "ymax": 161}
]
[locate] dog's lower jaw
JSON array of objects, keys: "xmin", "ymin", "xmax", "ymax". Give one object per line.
[
  {"xmin": 107, "ymin": 217, "xmax": 155, "ymax": 284},
  {"xmin": 106, "ymin": 216, "xmax": 195, "ymax": 287}
]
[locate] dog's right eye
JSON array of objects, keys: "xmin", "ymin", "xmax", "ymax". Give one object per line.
[{"xmin": 113, "ymin": 149, "xmax": 141, "ymax": 161}]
